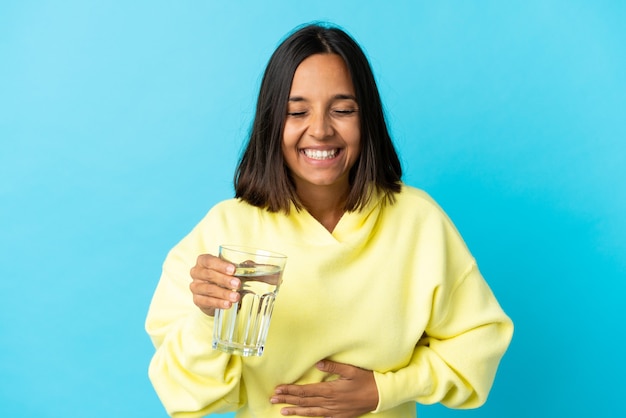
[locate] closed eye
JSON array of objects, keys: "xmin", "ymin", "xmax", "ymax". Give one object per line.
[{"xmin": 333, "ymin": 108, "xmax": 358, "ymax": 115}]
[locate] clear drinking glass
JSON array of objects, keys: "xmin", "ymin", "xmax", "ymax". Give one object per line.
[{"xmin": 212, "ymin": 245, "xmax": 287, "ymax": 356}]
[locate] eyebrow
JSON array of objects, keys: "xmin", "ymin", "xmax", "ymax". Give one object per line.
[{"xmin": 288, "ymin": 94, "xmax": 357, "ymax": 102}]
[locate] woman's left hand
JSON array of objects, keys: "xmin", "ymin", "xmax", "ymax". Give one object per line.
[{"xmin": 270, "ymin": 360, "xmax": 379, "ymax": 418}]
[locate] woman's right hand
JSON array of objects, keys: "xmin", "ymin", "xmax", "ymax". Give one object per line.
[{"xmin": 189, "ymin": 254, "xmax": 241, "ymax": 316}]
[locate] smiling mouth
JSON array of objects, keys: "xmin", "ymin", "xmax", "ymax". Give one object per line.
[{"xmin": 302, "ymin": 149, "xmax": 339, "ymax": 160}]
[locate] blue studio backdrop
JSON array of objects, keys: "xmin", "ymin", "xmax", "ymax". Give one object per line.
[{"xmin": 1, "ymin": 1, "xmax": 624, "ymax": 417}]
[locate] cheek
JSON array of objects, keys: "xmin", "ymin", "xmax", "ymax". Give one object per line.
[
  {"xmin": 282, "ymin": 129, "xmax": 297, "ymax": 152},
  {"xmin": 281, "ymin": 125, "xmax": 294, "ymax": 151},
  {"xmin": 342, "ymin": 118, "xmax": 360, "ymax": 143},
  {"xmin": 348, "ymin": 127, "xmax": 361, "ymax": 153},
  {"xmin": 347, "ymin": 129, "xmax": 362, "ymax": 166},
  {"xmin": 281, "ymin": 139, "xmax": 298, "ymax": 170}
]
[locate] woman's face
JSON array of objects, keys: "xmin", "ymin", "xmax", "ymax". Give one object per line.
[{"xmin": 282, "ymin": 53, "xmax": 361, "ymax": 198}]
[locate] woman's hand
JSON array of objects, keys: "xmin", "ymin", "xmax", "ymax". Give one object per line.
[
  {"xmin": 189, "ymin": 254, "xmax": 240, "ymax": 316},
  {"xmin": 270, "ymin": 360, "xmax": 379, "ymax": 418}
]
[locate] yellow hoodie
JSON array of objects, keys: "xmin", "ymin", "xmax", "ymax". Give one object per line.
[{"xmin": 146, "ymin": 185, "xmax": 513, "ymax": 417}]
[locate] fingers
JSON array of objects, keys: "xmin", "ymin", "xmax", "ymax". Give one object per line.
[
  {"xmin": 316, "ymin": 360, "xmax": 358, "ymax": 378},
  {"xmin": 190, "ymin": 284, "xmax": 239, "ymax": 311},
  {"xmin": 277, "ymin": 406, "xmax": 329, "ymax": 417},
  {"xmin": 271, "ymin": 381, "xmax": 338, "ymax": 416},
  {"xmin": 273, "ymin": 382, "xmax": 333, "ymax": 399},
  {"xmin": 271, "ymin": 361, "xmax": 378, "ymax": 417},
  {"xmin": 191, "ymin": 254, "xmax": 235, "ymax": 276},
  {"xmin": 189, "ymin": 253, "xmax": 240, "ymax": 314},
  {"xmin": 272, "ymin": 361, "xmax": 358, "ymax": 402},
  {"xmin": 271, "ymin": 385, "xmax": 352, "ymax": 418},
  {"xmin": 270, "ymin": 390, "xmax": 334, "ymax": 417}
]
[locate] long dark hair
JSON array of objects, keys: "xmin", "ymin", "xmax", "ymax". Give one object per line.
[{"xmin": 235, "ymin": 22, "xmax": 402, "ymax": 213}]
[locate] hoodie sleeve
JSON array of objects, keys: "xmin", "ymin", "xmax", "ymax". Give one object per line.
[
  {"xmin": 373, "ymin": 263, "xmax": 513, "ymax": 412},
  {"xmin": 145, "ymin": 220, "xmax": 245, "ymax": 417}
]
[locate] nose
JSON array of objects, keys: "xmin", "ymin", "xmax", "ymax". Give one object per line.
[{"xmin": 308, "ymin": 110, "xmax": 334, "ymax": 139}]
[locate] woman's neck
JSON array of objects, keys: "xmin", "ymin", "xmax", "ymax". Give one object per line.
[{"xmin": 296, "ymin": 184, "xmax": 348, "ymax": 233}]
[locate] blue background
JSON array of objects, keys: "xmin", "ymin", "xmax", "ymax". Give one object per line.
[{"xmin": 1, "ymin": 1, "xmax": 624, "ymax": 417}]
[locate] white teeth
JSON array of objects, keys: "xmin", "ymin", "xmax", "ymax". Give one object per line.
[{"xmin": 303, "ymin": 149, "xmax": 338, "ymax": 160}]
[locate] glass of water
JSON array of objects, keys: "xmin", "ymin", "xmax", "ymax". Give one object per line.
[{"xmin": 212, "ymin": 245, "xmax": 287, "ymax": 356}]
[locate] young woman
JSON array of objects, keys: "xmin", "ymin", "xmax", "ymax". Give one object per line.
[{"xmin": 146, "ymin": 23, "xmax": 513, "ymax": 418}]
